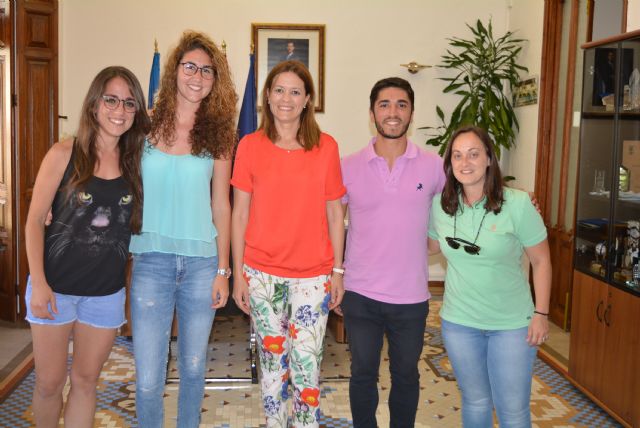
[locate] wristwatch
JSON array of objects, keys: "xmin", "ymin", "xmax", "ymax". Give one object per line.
[
  {"xmin": 332, "ymin": 267, "xmax": 345, "ymax": 275},
  {"xmin": 217, "ymin": 268, "xmax": 232, "ymax": 279}
]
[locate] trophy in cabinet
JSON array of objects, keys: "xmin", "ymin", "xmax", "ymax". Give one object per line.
[
  {"xmin": 625, "ymin": 220, "xmax": 640, "ymax": 288},
  {"xmin": 630, "ymin": 264, "xmax": 640, "ymax": 289},
  {"xmin": 591, "ymin": 241, "xmax": 607, "ymax": 276},
  {"xmin": 625, "ymin": 221, "xmax": 639, "ymax": 267}
]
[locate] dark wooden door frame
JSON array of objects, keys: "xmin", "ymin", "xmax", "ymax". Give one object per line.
[
  {"xmin": 7, "ymin": 0, "xmax": 58, "ymax": 322},
  {"xmin": 557, "ymin": 0, "xmax": 580, "ymax": 230},
  {"xmin": 535, "ymin": 0, "xmax": 565, "ymax": 224},
  {"xmin": 0, "ymin": 3, "xmax": 14, "ymax": 322},
  {"xmin": 535, "ymin": 0, "xmax": 582, "ymax": 329}
]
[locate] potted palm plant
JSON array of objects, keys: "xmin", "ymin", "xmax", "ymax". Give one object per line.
[{"xmin": 421, "ymin": 20, "xmax": 527, "ymax": 159}]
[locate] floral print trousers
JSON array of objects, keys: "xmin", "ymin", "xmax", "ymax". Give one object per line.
[{"xmin": 244, "ymin": 265, "xmax": 331, "ymax": 428}]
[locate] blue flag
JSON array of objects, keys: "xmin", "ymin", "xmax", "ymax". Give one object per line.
[
  {"xmin": 237, "ymin": 53, "xmax": 257, "ymax": 140},
  {"xmin": 148, "ymin": 46, "xmax": 160, "ymax": 109}
]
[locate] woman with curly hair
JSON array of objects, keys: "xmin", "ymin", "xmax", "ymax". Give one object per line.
[
  {"xmin": 129, "ymin": 30, "xmax": 237, "ymax": 427},
  {"xmin": 25, "ymin": 66, "xmax": 149, "ymax": 427},
  {"xmin": 231, "ymin": 60, "xmax": 346, "ymax": 427}
]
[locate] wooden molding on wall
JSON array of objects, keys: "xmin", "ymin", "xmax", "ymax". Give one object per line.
[
  {"xmin": 535, "ymin": 0, "xmax": 564, "ymax": 224},
  {"xmin": 586, "ymin": 0, "xmax": 594, "ymax": 41},
  {"xmin": 557, "ymin": 0, "xmax": 580, "ymax": 230}
]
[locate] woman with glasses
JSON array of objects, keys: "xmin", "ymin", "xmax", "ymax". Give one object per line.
[
  {"xmin": 129, "ymin": 31, "xmax": 237, "ymax": 427},
  {"xmin": 231, "ymin": 60, "xmax": 345, "ymax": 427},
  {"xmin": 24, "ymin": 66, "xmax": 149, "ymax": 427},
  {"xmin": 428, "ymin": 126, "xmax": 551, "ymax": 427}
]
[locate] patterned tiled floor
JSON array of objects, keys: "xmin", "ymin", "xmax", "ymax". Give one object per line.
[{"xmin": 0, "ymin": 301, "xmax": 623, "ymax": 427}]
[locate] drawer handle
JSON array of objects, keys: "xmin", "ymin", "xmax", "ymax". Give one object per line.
[
  {"xmin": 596, "ymin": 300, "xmax": 604, "ymax": 322},
  {"xmin": 603, "ymin": 304, "xmax": 611, "ymax": 327}
]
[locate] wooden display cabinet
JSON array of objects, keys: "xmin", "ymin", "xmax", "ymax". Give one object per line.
[
  {"xmin": 569, "ymin": 271, "xmax": 639, "ymax": 425},
  {"xmin": 570, "ymin": 30, "xmax": 640, "ymax": 427}
]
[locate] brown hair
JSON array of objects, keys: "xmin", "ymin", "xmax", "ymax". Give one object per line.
[
  {"xmin": 150, "ymin": 30, "xmax": 238, "ymax": 159},
  {"xmin": 71, "ymin": 66, "xmax": 150, "ymax": 234},
  {"xmin": 259, "ymin": 60, "xmax": 320, "ymax": 151},
  {"xmin": 441, "ymin": 126, "xmax": 504, "ymax": 215}
]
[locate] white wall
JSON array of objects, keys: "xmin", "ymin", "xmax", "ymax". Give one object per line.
[
  {"xmin": 628, "ymin": 0, "xmax": 640, "ymax": 32},
  {"xmin": 501, "ymin": 0, "xmax": 545, "ymax": 193},
  {"xmin": 59, "ymin": 0, "xmax": 513, "ymax": 157},
  {"xmin": 60, "ymin": 0, "xmax": 545, "ymax": 282}
]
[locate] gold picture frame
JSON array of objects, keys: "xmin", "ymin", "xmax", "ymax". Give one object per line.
[{"xmin": 251, "ymin": 23, "xmax": 325, "ymax": 112}]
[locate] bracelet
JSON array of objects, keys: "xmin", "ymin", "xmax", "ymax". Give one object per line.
[
  {"xmin": 332, "ymin": 267, "xmax": 345, "ymax": 275},
  {"xmin": 533, "ymin": 310, "xmax": 548, "ymax": 317}
]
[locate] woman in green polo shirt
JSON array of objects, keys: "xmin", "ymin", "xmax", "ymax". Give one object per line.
[{"xmin": 428, "ymin": 126, "xmax": 551, "ymax": 427}]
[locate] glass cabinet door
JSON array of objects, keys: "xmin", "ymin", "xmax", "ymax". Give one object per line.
[
  {"xmin": 575, "ymin": 43, "xmax": 618, "ymax": 280},
  {"xmin": 611, "ymin": 37, "xmax": 640, "ymax": 292}
]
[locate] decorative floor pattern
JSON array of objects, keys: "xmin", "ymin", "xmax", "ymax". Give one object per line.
[
  {"xmin": 0, "ymin": 302, "xmax": 622, "ymax": 427},
  {"xmin": 166, "ymin": 315, "xmax": 351, "ymax": 383}
]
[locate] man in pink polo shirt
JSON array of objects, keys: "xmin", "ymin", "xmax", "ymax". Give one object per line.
[{"xmin": 340, "ymin": 77, "xmax": 445, "ymax": 428}]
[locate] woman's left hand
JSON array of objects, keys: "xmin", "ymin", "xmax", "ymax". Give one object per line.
[
  {"xmin": 526, "ymin": 313, "xmax": 549, "ymax": 346},
  {"xmin": 329, "ymin": 272, "xmax": 345, "ymax": 311},
  {"xmin": 211, "ymin": 275, "xmax": 229, "ymax": 309}
]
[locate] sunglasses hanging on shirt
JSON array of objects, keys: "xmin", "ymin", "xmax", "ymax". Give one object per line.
[{"xmin": 445, "ymin": 210, "xmax": 488, "ymax": 255}]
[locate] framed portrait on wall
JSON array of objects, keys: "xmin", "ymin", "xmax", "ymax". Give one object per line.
[{"xmin": 251, "ymin": 23, "xmax": 325, "ymax": 112}]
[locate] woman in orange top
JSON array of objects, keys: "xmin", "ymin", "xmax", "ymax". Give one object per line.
[{"xmin": 231, "ymin": 60, "xmax": 345, "ymax": 428}]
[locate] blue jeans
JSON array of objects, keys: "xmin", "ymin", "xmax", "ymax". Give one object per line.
[
  {"xmin": 131, "ymin": 252, "xmax": 217, "ymax": 428},
  {"xmin": 441, "ymin": 319, "xmax": 537, "ymax": 428},
  {"xmin": 342, "ymin": 291, "xmax": 429, "ymax": 428}
]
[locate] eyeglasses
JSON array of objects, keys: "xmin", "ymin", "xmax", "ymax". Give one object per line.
[
  {"xmin": 445, "ymin": 209, "xmax": 488, "ymax": 255},
  {"xmin": 179, "ymin": 62, "xmax": 215, "ymax": 80},
  {"xmin": 101, "ymin": 95, "xmax": 137, "ymax": 113}
]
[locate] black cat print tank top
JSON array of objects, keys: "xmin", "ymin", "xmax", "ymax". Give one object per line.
[{"xmin": 43, "ymin": 147, "xmax": 133, "ymax": 296}]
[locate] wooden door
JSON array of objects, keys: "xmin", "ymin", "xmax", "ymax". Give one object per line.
[
  {"xmin": 568, "ymin": 271, "xmax": 607, "ymax": 396},
  {"xmin": 13, "ymin": 0, "xmax": 58, "ymax": 320},
  {"xmin": 600, "ymin": 285, "xmax": 640, "ymax": 424},
  {"xmin": 547, "ymin": 229, "xmax": 574, "ymax": 328},
  {"xmin": 0, "ymin": 3, "xmax": 14, "ymax": 322}
]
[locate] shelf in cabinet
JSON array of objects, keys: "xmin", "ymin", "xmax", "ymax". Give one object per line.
[
  {"xmin": 574, "ymin": 266, "xmax": 640, "ymax": 297},
  {"xmin": 582, "ymin": 193, "xmax": 640, "ymax": 206},
  {"xmin": 610, "ymin": 278, "xmax": 640, "ymax": 297},
  {"xmin": 617, "ymin": 197, "xmax": 640, "ymax": 206}
]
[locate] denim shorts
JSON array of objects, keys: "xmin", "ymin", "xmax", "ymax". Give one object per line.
[{"xmin": 25, "ymin": 276, "xmax": 126, "ymax": 329}]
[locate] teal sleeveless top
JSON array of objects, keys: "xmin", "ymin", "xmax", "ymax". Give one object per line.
[{"xmin": 129, "ymin": 141, "xmax": 218, "ymax": 257}]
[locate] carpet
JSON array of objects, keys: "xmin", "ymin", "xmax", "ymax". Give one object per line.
[{"xmin": 0, "ymin": 302, "xmax": 622, "ymax": 427}]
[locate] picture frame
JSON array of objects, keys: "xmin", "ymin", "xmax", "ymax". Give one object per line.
[
  {"xmin": 513, "ymin": 76, "xmax": 538, "ymax": 107},
  {"xmin": 251, "ymin": 23, "xmax": 325, "ymax": 112}
]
